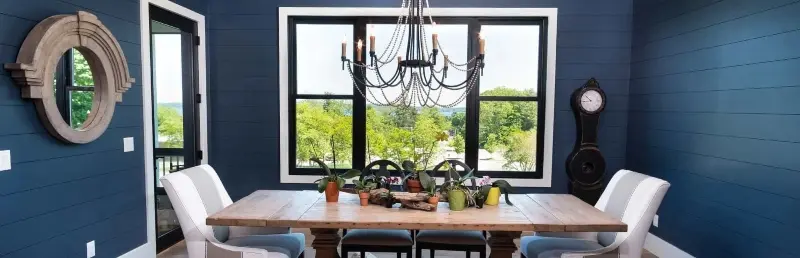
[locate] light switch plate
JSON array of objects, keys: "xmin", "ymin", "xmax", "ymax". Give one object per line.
[
  {"xmin": 653, "ymin": 214, "xmax": 659, "ymax": 227},
  {"xmin": 86, "ymin": 240, "xmax": 95, "ymax": 258},
  {"xmin": 0, "ymin": 150, "xmax": 10, "ymax": 171},
  {"xmin": 123, "ymin": 137, "xmax": 134, "ymax": 152}
]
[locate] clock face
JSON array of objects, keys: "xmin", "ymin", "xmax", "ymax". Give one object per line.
[{"xmin": 580, "ymin": 89, "xmax": 604, "ymax": 113}]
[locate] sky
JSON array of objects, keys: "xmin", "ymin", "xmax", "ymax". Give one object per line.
[
  {"xmin": 296, "ymin": 22, "xmax": 540, "ymax": 108},
  {"xmin": 153, "ymin": 34, "xmax": 184, "ymax": 104}
]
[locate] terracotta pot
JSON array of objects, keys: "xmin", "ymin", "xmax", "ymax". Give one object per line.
[
  {"xmin": 428, "ymin": 196, "xmax": 440, "ymax": 211},
  {"xmin": 325, "ymin": 182, "xmax": 339, "ymax": 202},
  {"xmin": 406, "ymin": 179, "xmax": 423, "ymax": 193},
  {"xmin": 359, "ymin": 192, "xmax": 370, "ymax": 206}
]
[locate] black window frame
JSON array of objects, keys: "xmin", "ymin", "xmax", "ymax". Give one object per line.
[
  {"xmin": 288, "ymin": 16, "xmax": 548, "ymax": 179},
  {"xmin": 54, "ymin": 49, "xmax": 96, "ymax": 127}
]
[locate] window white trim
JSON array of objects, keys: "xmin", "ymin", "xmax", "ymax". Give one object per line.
[
  {"xmin": 128, "ymin": 1, "xmax": 208, "ymax": 257},
  {"xmin": 278, "ymin": 7, "xmax": 557, "ymax": 187}
]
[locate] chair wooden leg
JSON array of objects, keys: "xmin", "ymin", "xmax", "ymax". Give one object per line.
[
  {"xmin": 430, "ymin": 249, "xmax": 434, "ymax": 258},
  {"xmin": 360, "ymin": 251, "xmax": 366, "ymax": 258},
  {"xmin": 466, "ymin": 251, "xmax": 471, "ymax": 258},
  {"xmin": 397, "ymin": 252, "xmax": 402, "ymax": 258},
  {"xmin": 299, "ymin": 251, "xmax": 305, "ymax": 258},
  {"xmin": 406, "ymin": 249, "xmax": 412, "ymax": 258},
  {"xmin": 416, "ymin": 247, "xmax": 422, "ymax": 258},
  {"xmin": 479, "ymin": 250, "xmax": 486, "ymax": 258}
]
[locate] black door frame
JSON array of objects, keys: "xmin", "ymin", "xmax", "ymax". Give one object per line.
[{"xmin": 149, "ymin": 4, "xmax": 201, "ymax": 252}]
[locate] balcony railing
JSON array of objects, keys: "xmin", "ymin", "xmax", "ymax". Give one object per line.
[{"xmin": 155, "ymin": 148, "xmax": 185, "ymax": 187}]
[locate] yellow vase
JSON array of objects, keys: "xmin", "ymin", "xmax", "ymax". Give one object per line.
[{"xmin": 485, "ymin": 187, "xmax": 501, "ymax": 205}]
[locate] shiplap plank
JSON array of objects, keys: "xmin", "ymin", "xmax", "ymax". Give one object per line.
[
  {"xmin": 629, "ymin": 86, "xmax": 800, "ymax": 114},
  {"xmin": 633, "ymin": 29, "xmax": 800, "ymax": 78},
  {"xmin": 635, "ymin": 0, "xmax": 796, "ymax": 45},
  {"xmin": 0, "ymin": 151, "xmax": 140, "ymax": 196},
  {"xmin": 0, "ymin": 188, "xmax": 142, "ymax": 255},
  {"xmin": 628, "ymin": 111, "xmax": 800, "ymax": 143},
  {"xmin": 632, "ymin": 0, "xmax": 721, "ymax": 32},
  {"xmin": 630, "ymin": 57, "xmax": 800, "ymax": 94},
  {"xmin": 634, "ymin": 2, "xmax": 800, "ymax": 62},
  {"xmin": 0, "ymin": 127, "xmax": 143, "ymax": 164},
  {"xmin": 0, "ymin": 105, "xmax": 143, "ymax": 135}
]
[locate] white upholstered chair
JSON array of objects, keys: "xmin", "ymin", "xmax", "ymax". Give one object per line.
[
  {"xmin": 160, "ymin": 165, "xmax": 305, "ymax": 258},
  {"xmin": 520, "ymin": 170, "xmax": 670, "ymax": 258}
]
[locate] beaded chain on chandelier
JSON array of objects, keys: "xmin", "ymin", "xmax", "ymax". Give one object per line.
[{"xmin": 340, "ymin": 0, "xmax": 486, "ymax": 108}]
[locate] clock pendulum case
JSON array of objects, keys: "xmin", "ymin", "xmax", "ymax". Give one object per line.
[{"xmin": 566, "ymin": 78, "xmax": 607, "ymax": 205}]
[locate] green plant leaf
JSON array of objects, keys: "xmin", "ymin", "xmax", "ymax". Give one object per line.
[
  {"xmin": 336, "ymin": 177, "xmax": 346, "ymax": 190},
  {"xmin": 401, "ymin": 160, "xmax": 416, "ymax": 172},
  {"xmin": 492, "ymin": 180, "xmax": 514, "ymax": 193},
  {"xmin": 341, "ymin": 169, "xmax": 362, "ymax": 179},
  {"xmin": 310, "ymin": 157, "xmax": 332, "ymax": 176},
  {"xmin": 317, "ymin": 177, "xmax": 329, "ymax": 193}
]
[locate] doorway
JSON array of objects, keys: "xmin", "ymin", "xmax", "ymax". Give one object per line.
[{"xmin": 149, "ymin": 4, "xmax": 202, "ymax": 252}]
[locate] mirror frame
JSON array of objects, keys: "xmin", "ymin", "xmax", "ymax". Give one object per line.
[{"xmin": 4, "ymin": 11, "xmax": 134, "ymax": 144}]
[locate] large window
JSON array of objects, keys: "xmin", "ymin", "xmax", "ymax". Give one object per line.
[{"xmin": 287, "ymin": 16, "xmax": 548, "ymax": 179}]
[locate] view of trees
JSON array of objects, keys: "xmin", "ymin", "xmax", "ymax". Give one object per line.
[
  {"xmin": 296, "ymin": 87, "xmax": 539, "ymax": 172},
  {"xmin": 157, "ymin": 105, "xmax": 184, "ymax": 148},
  {"xmin": 66, "ymin": 49, "xmax": 94, "ymax": 129}
]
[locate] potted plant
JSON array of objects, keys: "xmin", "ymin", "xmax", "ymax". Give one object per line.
[
  {"xmin": 378, "ymin": 176, "xmax": 401, "ymax": 208},
  {"xmin": 440, "ymin": 163, "xmax": 477, "ymax": 211},
  {"xmin": 419, "ymin": 170, "xmax": 439, "ymax": 210},
  {"xmin": 478, "ymin": 176, "xmax": 515, "ymax": 206},
  {"xmin": 401, "ymin": 160, "xmax": 428, "ymax": 193},
  {"xmin": 353, "ymin": 176, "xmax": 378, "ymax": 206},
  {"xmin": 311, "ymin": 157, "xmax": 361, "ymax": 202}
]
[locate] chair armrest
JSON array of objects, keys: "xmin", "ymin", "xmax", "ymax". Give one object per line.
[{"xmin": 229, "ymin": 226, "xmax": 291, "ymax": 238}]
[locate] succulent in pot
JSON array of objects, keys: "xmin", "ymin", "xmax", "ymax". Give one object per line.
[
  {"xmin": 311, "ymin": 157, "xmax": 361, "ymax": 202},
  {"xmin": 440, "ymin": 162, "xmax": 477, "ymax": 211},
  {"xmin": 353, "ymin": 175, "xmax": 378, "ymax": 206},
  {"xmin": 419, "ymin": 169, "xmax": 439, "ymax": 210}
]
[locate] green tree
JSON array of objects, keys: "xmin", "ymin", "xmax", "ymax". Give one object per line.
[
  {"xmin": 157, "ymin": 105, "xmax": 184, "ymax": 148},
  {"xmin": 478, "ymin": 87, "xmax": 537, "ymax": 152},
  {"xmin": 296, "ymin": 99, "xmax": 353, "ymax": 168},
  {"xmin": 449, "ymin": 134, "xmax": 465, "ymax": 154},
  {"xmin": 502, "ymin": 130, "xmax": 536, "ymax": 171}
]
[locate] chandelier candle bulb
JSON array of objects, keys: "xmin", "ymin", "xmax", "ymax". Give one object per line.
[
  {"xmin": 369, "ymin": 34, "xmax": 375, "ymax": 52},
  {"xmin": 397, "ymin": 56, "xmax": 402, "ymax": 64},
  {"xmin": 432, "ymin": 22, "xmax": 438, "ymax": 50},
  {"xmin": 444, "ymin": 55, "xmax": 449, "ymax": 67},
  {"xmin": 341, "ymin": 37, "xmax": 346, "ymax": 57},
  {"xmin": 479, "ymin": 33, "xmax": 486, "ymax": 55},
  {"xmin": 356, "ymin": 39, "xmax": 363, "ymax": 62}
]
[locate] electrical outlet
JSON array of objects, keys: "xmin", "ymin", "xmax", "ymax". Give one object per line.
[
  {"xmin": 0, "ymin": 150, "xmax": 10, "ymax": 171},
  {"xmin": 123, "ymin": 137, "xmax": 134, "ymax": 152},
  {"xmin": 653, "ymin": 214, "xmax": 659, "ymax": 227},
  {"xmin": 86, "ymin": 240, "xmax": 95, "ymax": 258}
]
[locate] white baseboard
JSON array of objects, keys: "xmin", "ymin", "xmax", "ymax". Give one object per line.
[
  {"xmin": 645, "ymin": 233, "xmax": 694, "ymax": 258},
  {"xmin": 118, "ymin": 242, "xmax": 155, "ymax": 258}
]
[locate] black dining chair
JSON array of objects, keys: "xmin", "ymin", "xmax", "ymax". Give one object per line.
[
  {"xmin": 340, "ymin": 160, "xmax": 414, "ymax": 258},
  {"xmin": 415, "ymin": 160, "xmax": 487, "ymax": 258}
]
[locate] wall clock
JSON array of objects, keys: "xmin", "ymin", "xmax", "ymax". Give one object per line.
[{"xmin": 566, "ymin": 78, "xmax": 606, "ymax": 204}]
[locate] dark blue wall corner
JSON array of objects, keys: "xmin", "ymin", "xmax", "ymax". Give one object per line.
[
  {"xmin": 0, "ymin": 0, "xmax": 146, "ymax": 257},
  {"xmin": 628, "ymin": 0, "xmax": 800, "ymax": 257},
  {"xmin": 205, "ymin": 0, "xmax": 634, "ymax": 200}
]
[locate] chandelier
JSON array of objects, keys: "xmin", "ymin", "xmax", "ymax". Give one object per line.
[{"xmin": 340, "ymin": 0, "xmax": 486, "ymax": 108}]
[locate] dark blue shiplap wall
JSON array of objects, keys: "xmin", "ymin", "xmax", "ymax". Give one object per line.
[
  {"xmin": 0, "ymin": 0, "xmax": 145, "ymax": 257},
  {"xmin": 628, "ymin": 0, "xmax": 800, "ymax": 257},
  {"xmin": 206, "ymin": 0, "xmax": 633, "ymax": 199}
]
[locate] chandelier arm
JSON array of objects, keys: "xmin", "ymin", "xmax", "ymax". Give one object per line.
[
  {"xmin": 371, "ymin": 64, "xmax": 406, "ymax": 88},
  {"xmin": 427, "ymin": 65, "xmax": 477, "ymax": 90}
]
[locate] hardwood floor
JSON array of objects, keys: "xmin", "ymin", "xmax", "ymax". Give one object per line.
[{"xmin": 157, "ymin": 229, "xmax": 658, "ymax": 258}]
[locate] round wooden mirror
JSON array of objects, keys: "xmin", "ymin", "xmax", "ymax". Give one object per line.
[{"xmin": 4, "ymin": 11, "xmax": 134, "ymax": 144}]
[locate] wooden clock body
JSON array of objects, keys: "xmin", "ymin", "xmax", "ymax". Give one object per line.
[{"xmin": 566, "ymin": 78, "xmax": 607, "ymax": 204}]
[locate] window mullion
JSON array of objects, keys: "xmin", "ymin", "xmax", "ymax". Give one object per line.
[
  {"xmin": 464, "ymin": 19, "xmax": 481, "ymax": 174},
  {"xmin": 352, "ymin": 18, "xmax": 367, "ymax": 170}
]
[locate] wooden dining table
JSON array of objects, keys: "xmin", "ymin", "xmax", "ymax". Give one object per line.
[{"xmin": 207, "ymin": 190, "xmax": 626, "ymax": 258}]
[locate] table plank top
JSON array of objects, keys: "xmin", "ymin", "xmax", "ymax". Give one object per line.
[{"xmin": 207, "ymin": 190, "xmax": 626, "ymax": 232}]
